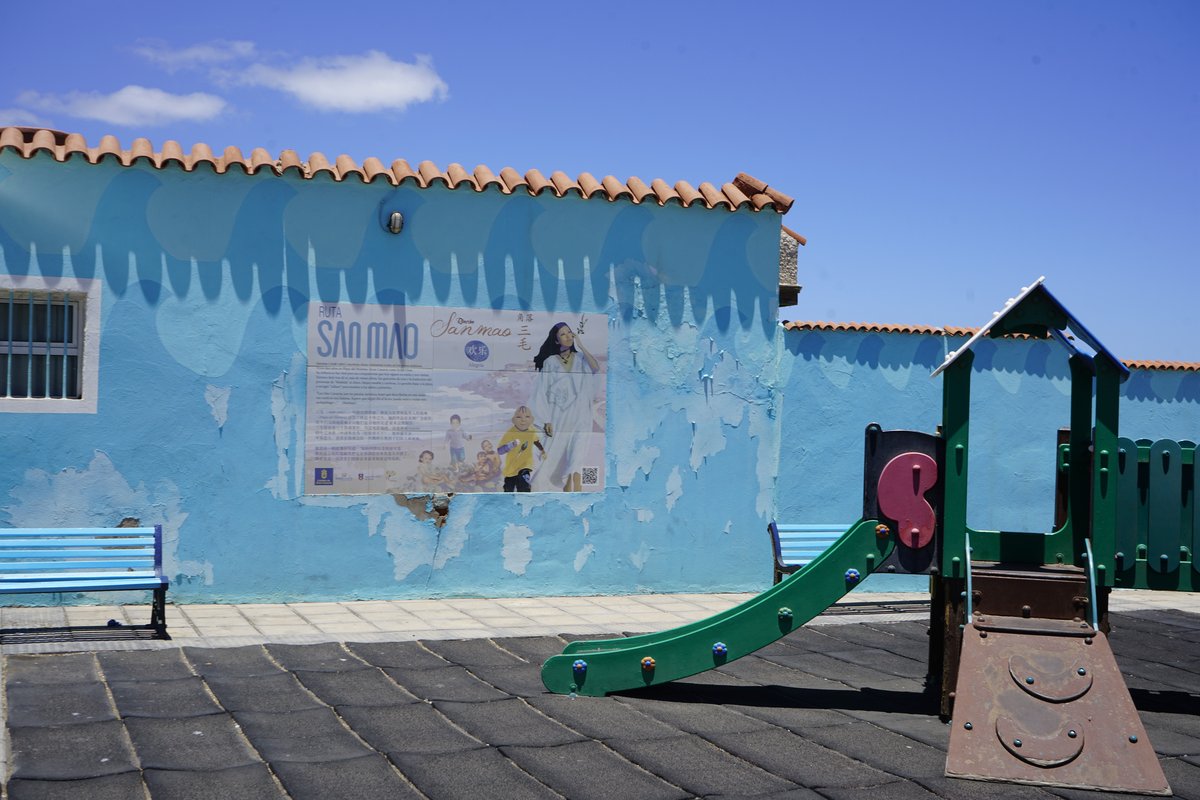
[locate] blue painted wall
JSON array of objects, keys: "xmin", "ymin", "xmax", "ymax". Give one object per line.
[
  {"xmin": 3, "ymin": 149, "xmax": 1195, "ymax": 604},
  {"xmin": 0, "ymin": 152, "xmax": 784, "ymax": 602},
  {"xmin": 778, "ymin": 328, "xmax": 1200, "ymax": 535}
]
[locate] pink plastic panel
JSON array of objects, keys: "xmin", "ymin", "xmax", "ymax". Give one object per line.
[{"xmin": 877, "ymin": 452, "xmax": 938, "ymax": 549}]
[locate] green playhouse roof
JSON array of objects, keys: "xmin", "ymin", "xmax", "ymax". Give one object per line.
[{"xmin": 931, "ymin": 276, "xmax": 1129, "ymax": 381}]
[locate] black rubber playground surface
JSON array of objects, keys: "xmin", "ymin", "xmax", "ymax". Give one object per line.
[{"xmin": 4, "ymin": 609, "xmax": 1200, "ymax": 799}]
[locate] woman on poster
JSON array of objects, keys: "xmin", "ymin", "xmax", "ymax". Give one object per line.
[{"xmin": 529, "ymin": 321, "xmax": 600, "ymax": 492}]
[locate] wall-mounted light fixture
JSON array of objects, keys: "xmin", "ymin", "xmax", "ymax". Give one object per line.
[{"xmin": 387, "ymin": 211, "xmax": 404, "ymax": 235}]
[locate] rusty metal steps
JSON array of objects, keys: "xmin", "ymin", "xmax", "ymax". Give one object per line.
[{"xmin": 945, "ymin": 612, "xmax": 1170, "ymax": 795}]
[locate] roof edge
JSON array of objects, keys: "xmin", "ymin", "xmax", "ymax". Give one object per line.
[
  {"xmin": 780, "ymin": 320, "xmax": 1199, "ymax": 372},
  {"xmin": 0, "ymin": 126, "xmax": 794, "ymax": 214}
]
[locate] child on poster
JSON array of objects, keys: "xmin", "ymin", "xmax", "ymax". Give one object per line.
[
  {"xmin": 415, "ymin": 450, "xmax": 450, "ymax": 492},
  {"xmin": 444, "ymin": 414, "xmax": 472, "ymax": 464},
  {"xmin": 497, "ymin": 406, "xmax": 544, "ymax": 492}
]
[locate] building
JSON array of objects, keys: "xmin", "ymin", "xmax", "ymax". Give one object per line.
[
  {"xmin": 0, "ymin": 127, "xmax": 791, "ymax": 602},
  {"xmin": 2, "ymin": 126, "xmax": 1196, "ymax": 604}
]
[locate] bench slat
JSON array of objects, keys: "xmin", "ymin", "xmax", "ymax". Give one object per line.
[
  {"xmin": 0, "ymin": 576, "xmax": 165, "ymax": 593},
  {"xmin": 0, "ymin": 548, "xmax": 155, "ymax": 560},
  {"xmin": 0, "ymin": 538, "xmax": 155, "ymax": 549},
  {"xmin": 774, "ymin": 524, "xmax": 849, "ymax": 533},
  {"xmin": 0, "ymin": 527, "xmax": 156, "ymax": 537},
  {"xmin": 770, "ymin": 522, "xmax": 848, "ymax": 568},
  {"xmin": 0, "ymin": 560, "xmax": 154, "ymax": 572},
  {"xmin": 2, "ymin": 570, "xmax": 160, "ymax": 583}
]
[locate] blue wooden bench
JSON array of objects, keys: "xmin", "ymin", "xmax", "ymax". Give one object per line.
[
  {"xmin": 768, "ymin": 521, "xmax": 848, "ymax": 584},
  {"xmin": 0, "ymin": 525, "xmax": 169, "ymax": 637}
]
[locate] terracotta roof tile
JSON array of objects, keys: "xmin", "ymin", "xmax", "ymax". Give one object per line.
[
  {"xmin": 627, "ymin": 176, "xmax": 654, "ymax": 204},
  {"xmin": 160, "ymin": 140, "xmax": 186, "ymax": 167},
  {"xmin": 362, "ymin": 157, "xmax": 390, "ymax": 182},
  {"xmin": 277, "ymin": 149, "xmax": 305, "ymax": 175},
  {"xmin": 698, "ymin": 182, "xmax": 731, "ymax": 210},
  {"xmin": 335, "ymin": 154, "xmax": 364, "ymax": 182},
  {"xmin": 524, "ymin": 169, "xmax": 552, "ymax": 196},
  {"xmin": 577, "ymin": 172, "xmax": 604, "ymax": 199},
  {"xmin": 735, "ymin": 172, "xmax": 794, "ymax": 210},
  {"xmin": 782, "ymin": 320, "xmax": 947, "ymax": 336},
  {"xmin": 498, "ymin": 166, "xmax": 526, "ymax": 193},
  {"xmin": 0, "ymin": 127, "xmax": 792, "ymax": 214},
  {"xmin": 650, "ymin": 178, "xmax": 681, "ymax": 206},
  {"xmin": 722, "ymin": 181, "xmax": 751, "ymax": 209},
  {"xmin": 550, "ymin": 170, "xmax": 580, "ymax": 197},
  {"xmin": 782, "ymin": 224, "xmax": 807, "ymax": 246},
  {"xmin": 601, "ymin": 175, "xmax": 632, "ymax": 202},
  {"xmin": 417, "ymin": 160, "xmax": 445, "ymax": 187},
  {"xmin": 732, "ymin": 173, "xmax": 767, "ymax": 195},
  {"xmin": 307, "ymin": 151, "xmax": 334, "ymax": 178},
  {"xmin": 445, "ymin": 162, "xmax": 473, "ymax": 189},
  {"xmin": 190, "ymin": 142, "xmax": 218, "ymax": 170},
  {"xmin": 30, "ymin": 129, "xmax": 59, "ymax": 156},
  {"xmin": 63, "ymin": 132, "xmax": 89, "ymax": 158},
  {"xmin": 130, "ymin": 137, "xmax": 155, "ymax": 164},
  {"xmin": 391, "ymin": 159, "xmax": 420, "ymax": 185},
  {"xmin": 1124, "ymin": 360, "xmax": 1200, "ymax": 372},
  {"xmin": 473, "ymin": 165, "xmax": 503, "ymax": 192},
  {"xmin": 764, "ymin": 186, "xmax": 793, "ymax": 209},
  {"xmin": 780, "ymin": 320, "xmax": 1199, "ymax": 371},
  {"xmin": 674, "ymin": 180, "xmax": 703, "ymax": 206},
  {"xmin": 96, "ymin": 134, "xmax": 123, "ymax": 163}
]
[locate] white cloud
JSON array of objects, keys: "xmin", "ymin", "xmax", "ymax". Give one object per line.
[
  {"xmin": 0, "ymin": 108, "xmax": 51, "ymax": 127},
  {"xmin": 133, "ymin": 39, "xmax": 257, "ymax": 72},
  {"xmin": 18, "ymin": 86, "xmax": 227, "ymax": 126},
  {"xmin": 242, "ymin": 51, "xmax": 448, "ymax": 113}
]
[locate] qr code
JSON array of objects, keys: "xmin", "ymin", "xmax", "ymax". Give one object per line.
[{"xmin": 581, "ymin": 466, "xmax": 599, "ymax": 486}]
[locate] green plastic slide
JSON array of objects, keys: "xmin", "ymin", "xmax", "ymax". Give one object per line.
[{"xmin": 541, "ymin": 518, "xmax": 892, "ymax": 696}]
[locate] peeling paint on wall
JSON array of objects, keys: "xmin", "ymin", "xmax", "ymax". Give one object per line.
[
  {"xmin": 502, "ymin": 523, "xmax": 534, "ymax": 575},
  {"xmin": 364, "ymin": 497, "xmax": 437, "ymax": 581},
  {"xmin": 431, "ymin": 497, "xmax": 471, "ymax": 570},
  {"xmin": 5, "ymin": 451, "xmax": 213, "ymax": 586},
  {"xmin": 205, "ymin": 385, "xmax": 231, "ymax": 429},
  {"xmin": 574, "ymin": 543, "xmax": 595, "ymax": 572},
  {"xmin": 665, "ymin": 467, "xmax": 683, "ymax": 511},
  {"xmin": 266, "ymin": 353, "xmax": 306, "ymax": 500},
  {"xmin": 630, "ymin": 541, "xmax": 652, "ymax": 571}
]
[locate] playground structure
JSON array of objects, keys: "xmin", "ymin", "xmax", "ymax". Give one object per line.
[{"xmin": 542, "ymin": 279, "xmax": 1189, "ymax": 795}]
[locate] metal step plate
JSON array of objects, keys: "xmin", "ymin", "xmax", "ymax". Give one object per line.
[{"xmin": 946, "ymin": 617, "xmax": 1169, "ymax": 795}]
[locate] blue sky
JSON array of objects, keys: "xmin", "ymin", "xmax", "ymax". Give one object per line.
[{"xmin": 2, "ymin": 1, "xmax": 1196, "ymax": 361}]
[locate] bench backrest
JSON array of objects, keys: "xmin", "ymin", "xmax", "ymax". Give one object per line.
[
  {"xmin": 0, "ymin": 526, "xmax": 164, "ymax": 587},
  {"xmin": 769, "ymin": 522, "xmax": 846, "ymax": 567}
]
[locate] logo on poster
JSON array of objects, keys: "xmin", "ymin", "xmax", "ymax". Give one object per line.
[
  {"xmin": 464, "ymin": 340, "xmax": 489, "ymax": 362},
  {"xmin": 314, "ymin": 468, "xmax": 333, "ymax": 486}
]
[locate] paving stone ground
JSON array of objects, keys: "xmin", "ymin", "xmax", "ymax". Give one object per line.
[{"xmin": 2, "ymin": 606, "xmax": 1199, "ymax": 799}]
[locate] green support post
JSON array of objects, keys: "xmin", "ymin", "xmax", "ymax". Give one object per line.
[
  {"xmin": 940, "ymin": 351, "xmax": 972, "ymax": 579},
  {"xmin": 1066, "ymin": 355, "xmax": 1094, "ymax": 564},
  {"xmin": 1092, "ymin": 356, "xmax": 1121, "ymax": 586}
]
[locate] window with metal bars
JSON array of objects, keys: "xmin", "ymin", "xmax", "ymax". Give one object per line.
[{"xmin": 1, "ymin": 291, "xmax": 83, "ymax": 400}]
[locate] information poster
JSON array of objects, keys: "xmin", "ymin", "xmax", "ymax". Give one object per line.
[{"xmin": 305, "ymin": 303, "xmax": 607, "ymax": 494}]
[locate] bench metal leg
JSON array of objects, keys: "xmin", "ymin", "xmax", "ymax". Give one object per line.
[{"xmin": 150, "ymin": 587, "xmax": 169, "ymax": 639}]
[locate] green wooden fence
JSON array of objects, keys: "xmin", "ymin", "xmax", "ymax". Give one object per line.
[{"xmin": 1062, "ymin": 437, "xmax": 1198, "ymax": 591}]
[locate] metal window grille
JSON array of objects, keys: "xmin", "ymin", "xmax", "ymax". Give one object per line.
[{"xmin": 0, "ymin": 291, "xmax": 83, "ymax": 400}]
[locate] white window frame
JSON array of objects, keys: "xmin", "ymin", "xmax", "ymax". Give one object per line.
[{"xmin": 0, "ymin": 276, "xmax": 101, "ymax": 414}]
